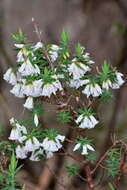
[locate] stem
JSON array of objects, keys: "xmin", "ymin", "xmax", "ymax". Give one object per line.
[{"xmin": 84, "ymin": 164, "xmax": 94, "ymax": 190}]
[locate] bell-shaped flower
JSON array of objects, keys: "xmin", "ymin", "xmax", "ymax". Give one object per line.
[
  {"xmin": 23, "ymin": 79, "xmax": 43, "ymax": 97},
  {"xmin": 30, "ymin": 148, "xmax": 44, "ymax": 161},
  {"xmin": 73, "ymin": 143, "xmax": 94, "ymax": 155},
  {"xmin": 16, "ymin": 145, "xmax": 28, "ymax": 159},
  {"xmin": 25, "ymin": 137, "xmax": 40, "ymax": 152},
  {"xmin": 3, "ymin": 68, "xmax": 17, "ymax": 85},
  {"xmin": 41, "ymin": 134, "xmax": 65, "ymax": 153},
  {"xmin": 112, "ymin": 72, "xmax": 124, "ymax": 89},
  {"xmin": 33, "ymin": 42, "xmax": 43, "ymax": 51},
  {"xmin": 49, "ymin": 45, "xmax": 59, "ymax": 62},
  {"xmin": 9, "ymin": 123, "xmax": 27, "ymax": 142},
  {"xmin": 69, "ymin": 79, "xmax": 89, "ymax": 89},
  {"xmin": 41, "ymin": 80, "xmax": 63, "ymax": 98},
  {"xmin": 102, "ymin": 79, "xmax": 112, "ymax": 90},
  {"xmin": 18, "ymin": 59, "xmax": 40, "ymax": 76},
  {"xmin": 10, "ymin": 83, "xmax": 25, "ymax": 98},
  {"xmin": 82, "ymin": 82, "xmax": 102, "ymax": 98},
  {"xmin": 68, "ymin": 58, "xmax": 91, "ymax": 80},
  {"xmin": 75, "ymin": 109, "xmax": 99, "ymax": 129},
  {"xmin": 24, "ymin": 96, "xmax": 34, "ymax": 110}
]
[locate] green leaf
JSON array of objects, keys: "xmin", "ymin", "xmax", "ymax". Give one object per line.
[
  {"xmin": 61, "ymin": 31, "xmax": 69, "ymax": 45},
  {"xmin": 66, "ymin": 164, "xmax": 79, "ymax": 176},
  {"xmin": 11, "ymin": 29, "xmax": 25, "ymax": 43},
  {"xmin": 57, "ymin": 111, "xmax": 72, "ymax": 124},
  {"xmin": 108, "ymin": 183, "xmax": 115, "ymax": 190}
]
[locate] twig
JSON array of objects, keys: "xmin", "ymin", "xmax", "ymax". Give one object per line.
[{"xmin": 84, "ymin": 163, "xmax": 94, "ymax": 190}]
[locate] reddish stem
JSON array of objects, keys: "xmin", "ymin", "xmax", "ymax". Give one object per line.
[{"xmin": 84, "ymin": 164, "xmax": 94, "ymax": 190}]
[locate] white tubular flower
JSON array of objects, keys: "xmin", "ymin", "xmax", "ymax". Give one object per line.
[
  {"xmin": 16, "ymin": 145, "xmax": 28, "ymax": 159},
  {"xmin": 25, "ymin": 137, "xmax": 40, "ymax": 152},
  {"xmin": 10, "ymin": 83, "xmax": 25, "ymax": 98},
  {"xmin": 102, "ymin": 79, "xmax": 112, "ymax": 90},
  {"xmin": 9, "ymin": 117, "xmax": 17, "ymax": 125},
  {"xmin": 9, "ymin": 122, "xmax": 27, "ymax": 142},
  {"xmin": 33, "ymin": 42, "xmax": 43, "ymax": 51},
  {"xmin": 41, "ymin": 138, "xmax": 59, "ymax": 152},
  {"xmin": 23, "ymin": 79, "xmax": 43, "ymax": 97},
  {"xmin": 24, "ymin": 96, "xmax": 33, "ymax": 110},
  {"xmin": 3, "ymin": 68, "xmax": 17, "ymax": 85},
  {"xmin": 82, "ymin": 83, "xmax": 102, "ymax": 98},
  {"xmin": 68, "ymin": 59, "xmax": 91, "ymax": 80},
  {"xmin": 15, "ymin": 44, "xmax": 30, "ymax": 62},
  {"xmin": 69, "ymin": 79, "xmax": 89, "ymax": 89},
  {"xmin": 41, "ymin": 80, "xmax": 63, "ymax": 98},
  {"xmin": 112, "ymin": 72, "xmax": 124, "ymax": 89},
  {"xmin": 41, "ymin": 135, "xmax": 65, "ymax": 153},
  {"xmin": 14, "ymin": 44, "xmax": 24, "ymax": 49},
  {"xmin": 76, "ymin": 114, "xmax": 99, "ymax": 129},
  {"xmin": 9, "ymin": 126, "xmax": 22, "ymax": 141},
  {"xmin": 73, "ymin": 141, "xmax": 94, "ymax": 155},
  {"xmin": 49, "ymin": 45, "xmax": 59, "ymax": 62},
  {"xmin": 18, "ymin": 59, "xmax": 40, "ymax": 76},
  {"xmin": 34, "ymin": 113, "xmax": 39, "ymax": 127},
  {"xmin": 30, "ymin": 148, "xmax": 43, "ymax": 161}
]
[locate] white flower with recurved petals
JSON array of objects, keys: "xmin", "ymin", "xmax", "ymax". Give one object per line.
[
  {"xmin": 82, "ymin": 83, "xmax": 102, "ymax": 98},
  {"xmin": 18, "ymin": 59, "xmax": 40, "ymax": 76},
  {"xmin": 25, "ymin": 137, "xmax": 40, "ymax": 152},
  {"xmin": 73, "ymin": 143, "xmax": 94, "ymax": 155},
  {"xmin": 112, "ymin": 72, "xmax": 124, "ymax": 89},
  {"xmin": 16, "ymin": 145, "xmax": 28, "ymax": 159},
  {"xmin": 10, "ymin": 83, "xmax": 25, "ymax": 98},
  {"xmin": 24, "ymin": 96, "xmax": 34, "ymax": 110},
  {"xmin": 4, "ymin": 68, "xmax": 17, "ymax": 85}
]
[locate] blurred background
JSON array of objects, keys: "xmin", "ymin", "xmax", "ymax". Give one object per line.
[{"xmin": 0, "ymin": 0, "xmax": 127, "ymax": 189}]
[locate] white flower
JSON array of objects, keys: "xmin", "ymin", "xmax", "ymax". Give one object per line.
[
  {"xmin": 25, "ymin": 137, "xmax": 40, "ymax": 152},
  {"xmin": 82, "ymin": 83, "xmax": 102, "ymax": 98},
  {"xmin": 24, "ymin": 97, "xmax": 34, "ymax": 110},
  {"xmin": 3, "ymin": 68, "xmax": 17, "ymax": 85},
  {"xmin": 16, "ymin": 145, "xmax": 28, "ymax": 159},
  {"xmin": 73, "ymin": 143, "xmax": 94, "ymax": 155},
  {"xmin": 102, "ymin": 79, "xmax": 112, "ymax": 90},
  {"xmin": 23, "ymin": 79, "xmax": 43, "ymax": 97},
  {"xmin": 18, "ymin": 59, "xmax": 40, "ymax": 76},
  {"xmin": 69, "ymin": 79, "xmax": 89, "ymax": 89},
  {"xmin": 76, "ymin": 114, "xmax": 99, "ymax": 129},
  {"xmin": 30, "ymin": 148, "xmax": 43, "ymax": 161},
  {"xmin": 49, "ymin": 45, "xmax": 59, "ymax": 62},
  {"xmin": 112, "ymin": 72, "xmax": 124, "ymax": 89},
  {"xmin": 9, "ymin": 127, "xmax": 22, "ymax": 141},
  {"xmin": 41, "ymin": 80, "xmax": 63, "ymax": 98},
  {"xmin": 33, "ymin": 42, "xmax": 43, "ymax": 51},
  {"xmin": 34, "ymin": 113, "xmax": 39, "ymax": 127},
  {"xmin": 9, "ymin": 117, "xmax": 17, "ymax": 125},
  {"xmin": 9, "ymin": 123, "xmax": 27, "ymax": 142},
  {"xmin": 41, "ymin": 138, "xmax": 59, "ymax": 152},
  {"xmin": 50, "ymin": 45, "xmax": 59, "ymax": 51},
  {"xmin": 41, "ymin": 135, "xmax": 65, "ymax": 152},
  {"xmin": 16, "ymin": 47, "xmax": 29, "ymax": 62},
  {"xmin": 14, "ymin": 44, "xmax": 24, "ymax": 49},
  {"xmin": 10, "ymin": 83, "xmax": 25, "ymax": 98},
  {"xmin": 68, "ymin": 59, "xmax": 91, "ymax": 80}
]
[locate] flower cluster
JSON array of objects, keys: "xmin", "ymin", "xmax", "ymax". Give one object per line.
[
  {"xmin": 9, "ymin": 118, "xmax": 65, "ymax": 161},
  {"xmin": 4, "ymin": 30, "xmax": 125, "ymax": 161},
  {"xmin": 73, "ymin": 137, "xmax": 94, "ymax": 155},
  {"xmin": 75, "ymin": 109, "xmax": 99, "ymax": 129}
]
